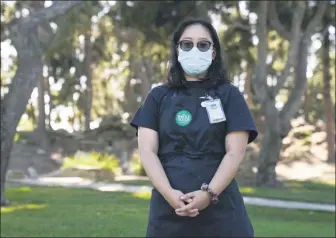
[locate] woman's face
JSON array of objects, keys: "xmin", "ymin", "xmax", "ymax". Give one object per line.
[{"xmin": 177, "ymin": 24, "xmax": 216, "ymax": 59}]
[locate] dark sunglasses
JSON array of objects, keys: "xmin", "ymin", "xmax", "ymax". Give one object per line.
[{"xmin": 177, "ymin": 40, "xmax": 213, "ymax": 52}]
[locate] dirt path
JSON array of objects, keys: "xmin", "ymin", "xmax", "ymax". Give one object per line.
[{"xmin": 276, "ymin": 157, "xmax": 335, "ymax": 182}]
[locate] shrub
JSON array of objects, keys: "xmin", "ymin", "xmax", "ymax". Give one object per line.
[
  {"xmin": 129, "ymin": 151, "xmax": 146, "ymax": 176},
  {"xmin": 62, "ymin": 151, "xmax": 122, "ymax": 177}
]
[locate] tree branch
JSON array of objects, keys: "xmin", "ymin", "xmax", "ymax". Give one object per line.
[
  {"xmin": 279, "ymin": 2, "xmax": 327, "ymax": 124},
  {"xmin": 232, "ymin": 21, "xmax": 250, "ymax": 32},
  {"xmin": 47, "ymin": 16, "xmax": 69, "ymax": 50},
  {"xmin": 280, "ymin": 38, "xmax": 311, "ymax": 124},
  {"xmin": 303, "ymin": 1, "xmax": 328, "ymax": 39},
  {"xmin": 8, "ymin": 1, "xmax": 83, "ymax": 34},
  {"xmin": 252, "ymin": 0, "xmax": 269, "ymax": 103},
  {"xmin": 321, "ymin": 24, "xmax": 330, "ymax": 38},
  {"xmin": 268, "ymin": 1, "xmax": 291, "ymax": 40},
  {"xmin": 271, "ymin": 1, "xmax": 306, "ymax": 96},
  {"xmin": 268, "ymin": 50, "xmax": 279, "ymax": 71},
  {"xmin": 236, "ymin": 1, "xmax": 243, "ymax": 20},
  {"xmin": 1, "ymin": 23, "xmax": 10, "ymax": 42}
]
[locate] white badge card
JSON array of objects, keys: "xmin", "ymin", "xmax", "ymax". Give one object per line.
[{"xmin": 204, "ymin": 99, "xmax": 226, "ymax": 124}]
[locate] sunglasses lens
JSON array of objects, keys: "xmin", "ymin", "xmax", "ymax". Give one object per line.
[
  {"xmin": 179, "ymin": 41, "xmax": 193, "ymax": 51},
  {"xmin": 197, "ymin": 41, "xmax": 211, "ymax": 52}
]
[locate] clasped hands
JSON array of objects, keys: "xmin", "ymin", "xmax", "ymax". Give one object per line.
[{"xmin": 165, "ymin": 189, "xmax": 212, "ymax": 217}]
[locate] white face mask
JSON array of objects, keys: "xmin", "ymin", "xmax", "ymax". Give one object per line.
[{"xmin": 177, "ymin": 47, "xmax": 213, "ymax": 77}]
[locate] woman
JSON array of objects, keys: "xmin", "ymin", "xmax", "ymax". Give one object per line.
[{"xmin": 130, "ymin": 17, "xmax": 258, "ymax": 238}]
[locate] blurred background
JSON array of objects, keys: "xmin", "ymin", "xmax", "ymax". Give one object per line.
[{"xmin": 1, "ymin": 1, "xmax": 335, "ymax": 237}]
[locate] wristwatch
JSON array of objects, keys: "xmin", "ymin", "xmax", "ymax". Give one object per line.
[{"xmin": 201, "ymin": 183, "xmax": 219, "ymax": 204}]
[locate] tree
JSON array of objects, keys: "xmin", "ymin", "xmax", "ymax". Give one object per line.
[
  {"xmin": 30, "ymin": 1, "xmax": 50, "ymax": 149},
  {"xmin": 320, "ymin": 3, "xmax": 336, "ymax": 163},
  {"xmin": 253, "ymin": 1, "xmax": 327, "ymax": 186},
  {"xmin": 108, "ymin": 1, "xmax": 223, "ymax": 116},
  {"xmin": 0, "ymin": 1, "xmax": 84, "ymax": 206},
  {"xmin": 323, "ymin": 26, "xmax": 335, "ymax": 163},
  {"xmin": 44, "ymin": 1, "xmax": 107, "ymax": 132},
  {"xmin": 299, "ymin": 2, "xmax": 335, "ymax": 135},
  {"xmin": 220, "ymin": 2, "xmax": 255, "ymax": 107},
  {"xmin": 83, "ymin": 28, "xmax": 93, "ymax": 131}
]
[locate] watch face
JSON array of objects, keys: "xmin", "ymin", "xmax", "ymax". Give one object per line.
[
  {"xmin": 212, "ymin": 197, "xmax": 219, "ymax": 204},
  {"xmin": 201, "ymin": 183, "xmax": 208, "ymax": 191}
]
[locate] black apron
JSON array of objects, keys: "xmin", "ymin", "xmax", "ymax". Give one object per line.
[{"xmin": 146, "ymin": 82, "xmax": 254, "ymax": 238}]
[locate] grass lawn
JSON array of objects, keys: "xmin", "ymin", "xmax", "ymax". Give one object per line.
[
  {"xmin": 1, "ymin": 186, "xmax": 335, "ymax": 237},
  {"xmin": 119, "ymin": 179, "xmax": 336, "ymax": 204}
]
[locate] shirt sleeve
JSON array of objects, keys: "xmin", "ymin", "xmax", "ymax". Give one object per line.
[
  {"xmin": 129, "ymin": 87, "xmax": 160, "ymax": 133},
  {"xmin": 225, "ymin": 86, "xmax": 258, "ymax": 144}
]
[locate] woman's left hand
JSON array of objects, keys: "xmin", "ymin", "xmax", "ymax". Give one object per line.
[{"xmin": 175, "ymin": 190, "xmax": 212, "ymax": 215}]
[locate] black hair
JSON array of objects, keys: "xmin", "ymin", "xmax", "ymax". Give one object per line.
[{"xmin": 166, "ymin": 17, "xmax": 230, "ymax": 87}]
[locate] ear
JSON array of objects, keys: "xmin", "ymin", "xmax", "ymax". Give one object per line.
[{"xmin": 212, "ymin": 50, "xmax": 216, "ymax": 60}]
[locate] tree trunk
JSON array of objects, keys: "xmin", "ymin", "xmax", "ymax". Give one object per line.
[
  {"xmin": 1, "ymin": 31, "xmax": 43, "ymax": 206},
  {"xmin": 36, "ymin": 73, "xmax": 49, "ymax": 149},
  {"xmin": 323, "ymin": 30, "xmax": 335, "ymax": 163},
  {"xmin": 303, "ymin": 89, "xmax": 311, "ymax": 123},
  {"xmin": 256, "ymin": 99, "xmax": 282, "ymax": 186},
  {"xmin": 244, "ymin": 68, "xmax": 253, "ymax": 107},
  {"xmin": 27, "ymin": 101, "xmax": 37, "ymax": 126},
  {"xmin": 45, "ymin": 71, "xmax": 53, "ymax": 130},
  {"xmin": 0, "ymin": 1, "xmax": 84, "ymax": 206},
  {"xmin": 280, "ymin": 39, "xmax": 310, "ymax": 129},
  {"xmin": 254, "ymin": 1, "xmax": 327, "ymax": 186},
  {"xmin": 84, "ymin": 30, "xmax": 93, "ymax": 131},
  {"xmin": 257, "ymin": 39, "xmax": 311, "ymax": 187}
]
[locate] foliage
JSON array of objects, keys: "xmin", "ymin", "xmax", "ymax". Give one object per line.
[
  {"xmin": 62, "ymin": 151, "xmax": 121, "ymax": 176},
  {"xmin": 129, "ymin": 151, "xmax": 146, "ymax": 176},
  {"xmin": 1, "ymin": 0, "xmax": 333, "ymax": 132},
  {"xmin": 109, "ymin": 1, "xmax": 220, "ymax": 45}
]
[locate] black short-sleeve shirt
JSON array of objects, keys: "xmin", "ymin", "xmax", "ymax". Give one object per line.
[
  {"xmin": 130, "ymin": 85, "xmax": 169, "ymax": 133},
  {"xmin": 130, "ymin": 82, "xmax": 258, "ymax": 144},
  {"xmin": 224, "ymin": 85, "xmax": 258, "ymax": 143}
]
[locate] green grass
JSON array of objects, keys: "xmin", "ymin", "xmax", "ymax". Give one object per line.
[
  {"xmin": 117, "ymin": 179, "xmax": 335, "ymax": 204},
  {"xmin": 239, "ymin": 180, "xmax": 335, "ymax": 204},
  {"xmin": 116, "ymin": 179, "xmax": 153, "ymax": 186},
  {"xmin": 1, "ymin": 187, "xmax": 335, "ymax": 237}
]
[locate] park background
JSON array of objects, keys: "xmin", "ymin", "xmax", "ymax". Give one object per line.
[{"xmin": 1, "ymin": 0, "xmax": 335, "ymax": 237}]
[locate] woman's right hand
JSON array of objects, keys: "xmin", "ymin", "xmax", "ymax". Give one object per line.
[{"xmin": 163, "ymin": 188, "xmax": 199, "ymax": 217}]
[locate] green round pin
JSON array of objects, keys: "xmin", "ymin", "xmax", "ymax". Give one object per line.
[{"xmin": 175, "ymin": 110, "xmax": 192, "ymax": 126}]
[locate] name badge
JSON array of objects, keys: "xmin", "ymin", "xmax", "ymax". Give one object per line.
[{"xmin": 201, "ymin": 99, "xmax": 226, "ymax": 124}]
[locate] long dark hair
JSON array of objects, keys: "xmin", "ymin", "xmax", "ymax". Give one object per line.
[{"xmin": 166, "ymin": 17, "xmax": 229, "ymax": 87}]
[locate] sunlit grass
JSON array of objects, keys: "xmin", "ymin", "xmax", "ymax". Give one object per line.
[
  {"xmin": 17, "ymin": 186, "xmax": 33, "ymax": 192},
  {"xmin": 132, "ymin": 191, "xmax": 151, "ymax": 200},
  {"xmin": 1, "ymin": 203, "xmax": 47, "ymax": 214},
  {"xmin": 239, "ymin": 186, "xmax": 256, "ymax": 193},
  {"xmin": 1, "ymin": 186, "xmax": 334, "ymax": 237}
]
